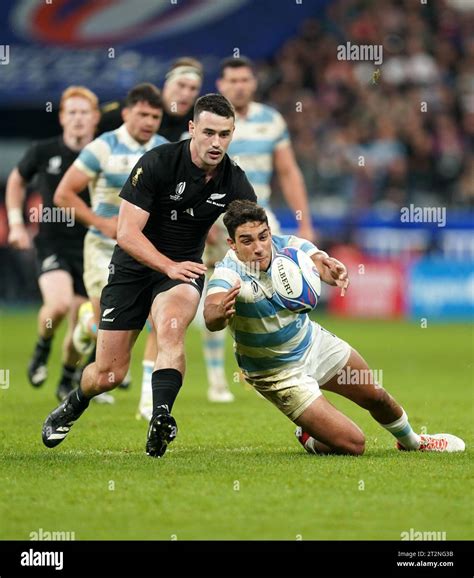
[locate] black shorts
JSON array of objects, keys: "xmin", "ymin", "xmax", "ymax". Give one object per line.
[
  {"xmin": 35, "ymin": 236, "xmax": 87, "ymax": 298},
  {"xmin": 98, "ymin": 263, "xmax": 205, "ymax": 331}
]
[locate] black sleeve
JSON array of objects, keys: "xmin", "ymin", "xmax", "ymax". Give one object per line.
[
  {"xmin": 119, "ymin": 150, "xmax": 161, "ymax": 213},
  {"xmin": 98, "ymin": 100, "xmax": 124, "ymax": 135},
  {"xmin": 235, "ymin": 169, "xmax": 257, "ymax": 202},
  {"xmin": 17, "ymin": 142, "xmax": 40, "ymax": 182}
]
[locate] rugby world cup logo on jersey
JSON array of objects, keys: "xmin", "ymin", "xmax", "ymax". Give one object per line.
[{"xmin": 171, "ymin": 182, "xmax": 186, "ymax": 201}]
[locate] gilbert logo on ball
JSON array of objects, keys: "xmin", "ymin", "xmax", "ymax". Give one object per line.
[{"xmin": 271, "ymin": 247, "xmax": 321, "ymax": 313}]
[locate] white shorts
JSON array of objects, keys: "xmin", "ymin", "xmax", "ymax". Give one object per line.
[
  {"xmin": 83, "ymin": 232, "xmax": 115, "ymax": 299},
  {"xmin": 245, "ymin": 323, "xmax": 351, "ymax": 421}
]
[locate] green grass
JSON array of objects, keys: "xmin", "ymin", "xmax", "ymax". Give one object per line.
[{"xmin": 0, "ymin": 310, "xmax": 472, "ymax": 540}]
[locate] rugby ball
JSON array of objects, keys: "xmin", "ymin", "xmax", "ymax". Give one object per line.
[{"xmin": 271, "ymin": 247, "xmax": 321, "ymax": 313}]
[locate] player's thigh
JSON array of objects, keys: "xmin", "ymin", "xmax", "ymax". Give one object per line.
[
  {"xmin": 321, "ymin": 348, "xmax": 384, "ymax": 407},
  {"xmin": 295, "ymin": 395, "xmax": 364, "ymax": 450},
  {"xmin": 95, "ymin": 329, "xmax": 140, "ymax": 374},
  {"xmin": 38, "ymin": 270, "xmax": 74, "ymax": 312},
  {"xmin": 151, "ymin": 283, "xmax": 201, "ymax": 338},
  {"xmin": 67, "ymin": 294, "xmax": 88, "ymax": 328}
]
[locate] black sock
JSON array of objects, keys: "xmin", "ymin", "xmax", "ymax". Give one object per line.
[
  {"xmin": 69, "ymin": 386, "xmax": 91, "ymax": 413},
  {"xmin": 60, "ymin": 364, "xmax": 76, "ymax": 386},
  {"xmin": 36, "ymin": 335, "xmax": 52, "ymax": 355},
  {"xmin": 152, "ymin": 369, "xmax": 183, "ymax": 415}
]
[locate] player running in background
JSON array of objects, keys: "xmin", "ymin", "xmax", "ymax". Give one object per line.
[
  {"xmin": 99, "ymin": 57, "xmax": 203, "ymax": 142},
  {"xmin": 204, "ymin": 201, "xmax": 465, "ymax": 455},
  {"xmin": 6, "ymin": 86, "xmax": 100, "ymax": 400},
  {"xmin": 42, "ymin": 94, "xmax": 257, "ymax": 458},
  {"xmin": 54, "ymin": 83, "xmax": 168, "ymax": 409},
  {"xmin": 201, "ymin": 56, "xmax": 315, "ymax": 403}
]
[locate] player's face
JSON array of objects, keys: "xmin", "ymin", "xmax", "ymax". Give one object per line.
[
  {"xmin": 189, "ymin": 112, "xmax": 234, "ymax": 168},
  {"xmin": 122, "ymin": 101, "xmax": 163, "ymax": 144},
  {"xmin": 216, "ymin": 66, "xmax": 257, "ymax": 110},
  {"xmin": 163, "ymin": 76, "xmax": 201, "ymax": 116},
  {"xmin": 230, "ymin": 221, "xmax": 272, "ymax": 272},
  {"xmin": 60, "ymin": 97, "xmax": 99, "ymax": 140}
]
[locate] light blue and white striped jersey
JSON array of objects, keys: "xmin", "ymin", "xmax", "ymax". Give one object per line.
[
  {"xmin": 207, "ymin": 234, "xmax": 319, "ymax": 378},
  {"xmin": 74, "ymin": 124, "xmax": 167, "ymax": 245},
  {"xmin": 227, "ymin": 102, "xmax": 290, "ymax": 207}
]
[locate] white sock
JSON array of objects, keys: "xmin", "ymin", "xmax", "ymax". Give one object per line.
[
  {"xmin": 203, "ymin": 328, "xmax": 228, "ymax": 390},
  {"xmin": 381, "ymin": 409, "xmax": 420, "ymax": 450},
  {"xmin": 139, "ymin": 361, "xmax": 154, "ymax": 409}
]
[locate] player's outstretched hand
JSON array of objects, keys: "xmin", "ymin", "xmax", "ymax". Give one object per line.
[
  {"xmin": 8, "ymin": 224, "xmax": 31, "ymax": 250},
  {"xmin": 166, "ymin": 261, "xmax": 207, "ymax": 282},
  {"xmin": 319, "ymin": 256, "xmax": 350, "ymax": 296},
  {"xmin": 218, "ymin": 283, "xmax": 241, "ymax": 319}
]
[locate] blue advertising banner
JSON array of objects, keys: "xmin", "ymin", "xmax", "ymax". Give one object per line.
[
  {"xmin": 408, "ymin": 258, "xmax": 474, "ymax": 321},
  {"xmin": 0, "ymin": 0, "xmax": 330, "ymax": 104}
]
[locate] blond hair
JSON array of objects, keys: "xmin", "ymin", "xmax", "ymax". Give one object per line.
[{"xmin": 59, "ymin": 86, "xmax": 99, "ymax": 112}]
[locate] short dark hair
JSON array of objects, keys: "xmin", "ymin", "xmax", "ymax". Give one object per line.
[
  {"xmin": 193, "ymin": 93, "xmax": 235, "ymax": 121},
  {"xmin": 223, "ymin": 200, "xmax": 268, "ymax": 241},
  {"xmin": 124, "ymin": 83, "xmax": 162, "ymax": 109},
  {"xmin": 219, "ymin": 56, "xmax": 255, "ymax": 78}
]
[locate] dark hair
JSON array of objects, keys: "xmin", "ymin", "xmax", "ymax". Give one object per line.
[
  {"xmin": 219, "ymin": 56, "xmax": 255, "ymax": 78},
  {"xmin": 125, "ymin": 83, "xmax": 162, "ymax": 109},
  {"xmin": 223, "ymin": 200, "xmax": 268, "ymax": 240},
  {"xmin": 193, "ymin": 93, "xmax": 235, "ymax": 121}
]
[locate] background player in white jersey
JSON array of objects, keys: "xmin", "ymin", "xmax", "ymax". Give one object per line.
[
  {"xmin": 6, "ymin": 86, "xmax": 99, "ymax": 400},
  {"xmin": 200, "ymin": 56, "xmax": 315, "ymax": 403},
  {"xmin": 204, "ymin": 201, "xmax": 465, "ymax": 454},
  {"xmin": 54, "ymin": 83, "xmax": 167, "ymax": 409}
]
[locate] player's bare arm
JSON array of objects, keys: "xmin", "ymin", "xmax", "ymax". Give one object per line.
[
  {"xmin": 273, "ymin": 144, "xmax": 314, "ymax": 241},
  {"xmin": 117, "ymin": 199, "xmax": 207, "ymax": 282},
  {"xmin": 204, "ymin": 283, "xmax": 241, "ymax": 331},
  {"xmin": 6, "ymin": 167, "xmax": 31, "ymax": 249},
  {"xmin": 311, "ymin": 251, "xmax": 349, "ymax": 296},
  {"xmin": 54, "ymin": 165, "xmax": 117, "ymax": 239}
]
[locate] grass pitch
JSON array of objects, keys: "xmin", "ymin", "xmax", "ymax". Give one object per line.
[{"xmin": 0, "ymin": 310, "xmax": 472, "ymax": 540}]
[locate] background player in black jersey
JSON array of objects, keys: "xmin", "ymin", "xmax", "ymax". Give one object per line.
[
  {"xmin": 99, "ymin": 57, "xmax": 203, "ymax": 142},
  {"xmin": 6, "ymin": 86, "xmax": 100, "ymax": 400},
  {"xmin": 42, "ymin": 94, "xmax": 257, "ymax": 457}
]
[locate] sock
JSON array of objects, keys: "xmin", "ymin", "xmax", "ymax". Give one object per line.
[
  {"xmin": 203, "ymin": 328, "xmax": 228, "ymax": 389},
  {"xmin": 60, "ymin": 364, "xmax": 76, "ymax": 386},
  {"xmin": 151, "ymin": 369, "xmax": 182, "ymax": 415},
  {"xmin": 36, "ymin": 335, "xmax": 53, "ymax": 355},
  {"xmin": 139, "ymin": 361, "xmax": 154, "ymax": 408},
  {"xmin": 381, "ymin": 409, "xmax": 420, "ymax": 450},
  {"xmin": 69, "ymin": 386, "xmax": 91, "ymax": 413}
]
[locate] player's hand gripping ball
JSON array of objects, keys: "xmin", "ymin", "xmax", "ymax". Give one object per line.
[{"xmin": 271, "ymin": 247, "xmax": 321, "ymax": 313}]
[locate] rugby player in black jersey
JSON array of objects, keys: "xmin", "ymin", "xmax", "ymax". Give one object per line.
[
  {"xmin": 6, "ymin": 86, "xmax": 100, "ymax": 400},
  {"xmin": 42, "ymin": 94, "xmax": 257, "ymax": 457}
]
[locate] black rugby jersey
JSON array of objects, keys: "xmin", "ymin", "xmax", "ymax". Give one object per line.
[
  {"xmin": 17, "ymin": 136, "xmax": 89, "ymax": 243},
  {"xmin": 114, "ymin": 139, "xmax": 256, "ymax": 266}
]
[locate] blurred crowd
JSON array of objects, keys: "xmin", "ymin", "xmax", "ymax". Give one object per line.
[{"xmin": 255, "ymin": 0, "xmax": 473, "ymax": 214}]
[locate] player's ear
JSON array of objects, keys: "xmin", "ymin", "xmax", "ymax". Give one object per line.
[
  {"xmin": 226, "ymin": 237, "xmax": 235, "ymax": 249},
  {"xmin": 188, "ymin": 120, "xmax": 195, "ymax": 137},
  {"xmin": 121, "ymin": 107, "xmax": 129, "ymax": 123}
]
